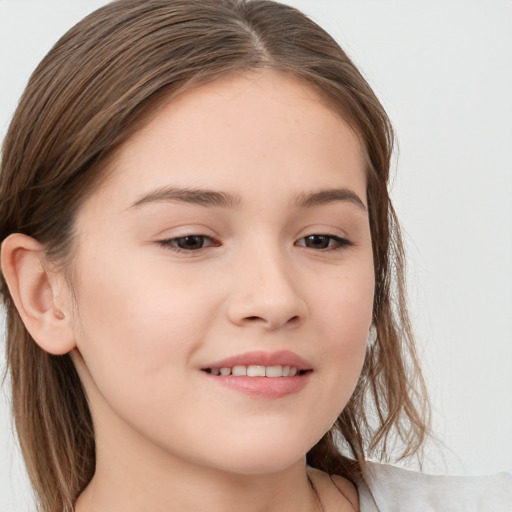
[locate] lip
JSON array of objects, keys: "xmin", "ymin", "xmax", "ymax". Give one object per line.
[
  {"xmin": 201, "ymin": 350, "xmax": 313, "ymax": 399},
  {"xmin": 203, "ymin": 350, "xmax": 312, "ymax": 371}
]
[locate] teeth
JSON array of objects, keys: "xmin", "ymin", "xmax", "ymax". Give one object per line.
[
  {"xmin": 232, "ymin": 365, "xmax": 247, "ymax": 376},
  {"xmin": 266, "ymin": 365, "xmax": 283, "ymax": 377},
  {"xmin": 208, "ymin": 365, "xmax": 303, "ymax": 377},
  {"xmin": 247, "ymin": 365, "xmax": 266, "ymax": 377}
]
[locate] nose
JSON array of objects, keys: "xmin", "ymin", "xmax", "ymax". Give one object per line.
[{"xmin": 226, "ymin": 246, "xmax": 307, "ymax": 331}]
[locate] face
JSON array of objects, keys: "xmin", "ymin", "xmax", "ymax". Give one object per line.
[{"xmin": 68, "ymin": 71, "xmax": 375, "ymax": 475}]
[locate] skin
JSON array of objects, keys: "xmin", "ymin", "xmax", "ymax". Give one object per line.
[{"xmin": 3, "ymin": 70, "xmax": 374, "ymax": 511}]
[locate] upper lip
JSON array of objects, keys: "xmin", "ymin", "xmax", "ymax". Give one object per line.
[{"xmin": 203, "ymin": 350, "xmax": 313, "ymax": 370}]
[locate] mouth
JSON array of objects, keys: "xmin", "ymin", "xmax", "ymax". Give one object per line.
[
  {"xmin": 200, "ymin": 350, "xmax": 313, "ymax": 398},
  {"xmin": 202, "ymin": 365, "xmax": 311, "ymax": 377}
]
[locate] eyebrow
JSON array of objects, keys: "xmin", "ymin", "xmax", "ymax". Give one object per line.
[
  {"xmin": 130, "ymin": 185, "xmax": 366, "ymax": 211},
  {"xmin": 130, "ymin": 186, "xmax": 242, "ymax": 209},
  {"xmin": 294, "ymin": 188, "xmax": 367, "ymax": 211}
]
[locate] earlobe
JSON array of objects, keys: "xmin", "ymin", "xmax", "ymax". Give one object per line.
[{"xmin": 1, "ymin": 233, "xmax": 76, "ymax": 355}]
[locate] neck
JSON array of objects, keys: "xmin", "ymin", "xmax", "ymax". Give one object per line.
[{"xmin": 77, "ymin": 456, "xmax": 319, "ymax": 512}]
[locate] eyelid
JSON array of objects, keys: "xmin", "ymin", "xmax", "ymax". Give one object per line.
[
  {"xmin": 157, "ymin": 234, "xmax": 221, "ymax": 254},
  {"xmin": 295, "ymin": 233, "xmax": 354, "ymax": 250}
]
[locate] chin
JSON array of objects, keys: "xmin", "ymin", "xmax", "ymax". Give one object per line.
[{"xmin": 197, "ymin": 431, "xmax": 318, "ymax": 476}]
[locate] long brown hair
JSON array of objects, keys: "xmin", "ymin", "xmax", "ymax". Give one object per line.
[{"xmin": 0, "ymin": 0, "xmax": 430, "ymax": 510}]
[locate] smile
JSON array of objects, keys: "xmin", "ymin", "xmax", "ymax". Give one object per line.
[
  {"xmin": 203, "ymin": 365, "xmax": 308, "ymax": 377},
  {"xmin": 201, "ymin": 351, "xmax": 313, "ymax": 398}
]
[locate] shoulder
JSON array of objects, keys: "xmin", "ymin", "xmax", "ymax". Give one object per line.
[{"xmin": 358, "ymin": 462, "xmax": 512, "ymax": 512}]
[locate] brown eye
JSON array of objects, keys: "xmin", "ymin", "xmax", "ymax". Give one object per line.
[
  {"xmin": 304, "ymin": 235, "xmax": 331, "ymax": 249},
  {"xmin": 297, "ymin": 234, "xmax": 351, "ymax": 250},
  {"xmin": 160, "ymin": 235, "xmax": 218, "ymax": 252},
  {"xmin": 174, "ymin": 235, "xmax": 207, "ymax": 250}
]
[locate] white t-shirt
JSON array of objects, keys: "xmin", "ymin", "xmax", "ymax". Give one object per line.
[{"xmin": 357, "ymin": 462, "xmax": 512, "ymax": 511}]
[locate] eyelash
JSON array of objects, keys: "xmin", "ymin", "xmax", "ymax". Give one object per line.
[
  {"xmin": 157, "ymin": 234, "xmax": 353, "ymax": 254},
  {"xmin": 296, "ymin": 234, "xmax": 353, "ymax": 250},
  {"xmin": 158, "ymin": 235, "xmax": 221, "ymax": 254}
]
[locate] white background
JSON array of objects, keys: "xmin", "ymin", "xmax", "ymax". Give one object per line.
[{"xmin": 1, "ymin": 0, "xmax": 511, "ymax": 510}]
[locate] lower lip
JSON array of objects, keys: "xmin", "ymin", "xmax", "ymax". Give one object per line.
[{"xmin": 203, "ymin": 372, "xmax": 311, "ymax": 399}]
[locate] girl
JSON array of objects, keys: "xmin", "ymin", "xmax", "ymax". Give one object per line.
[{"xmin": 1, "ymin": 1, "xmax": 510, "ymax": 511}]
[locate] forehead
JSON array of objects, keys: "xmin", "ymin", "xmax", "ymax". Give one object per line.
[{"xmin": 85, "ymin": 70, "xmax": 367, "ymax": 211}]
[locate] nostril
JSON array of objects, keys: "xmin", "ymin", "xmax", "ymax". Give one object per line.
[
  {"xmin": 287, "ymin": 316, "xmax": 300, "ymax": 326},
  {"xmin": 243, "ymin": 314, "xmax": 301, "ymax": 327},
  {"xmin": 245, "ymin": 316, "xmax": 262, "ymax": 321}
]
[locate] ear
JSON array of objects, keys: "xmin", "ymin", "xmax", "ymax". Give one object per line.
[{"xmin": 1, "ymin": 233, "xmax": 76, "ymax": 355}]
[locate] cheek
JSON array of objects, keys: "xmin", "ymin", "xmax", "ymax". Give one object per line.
[
  {"xmin": 68, "ymin": 254, "xmax": 227, "ymax": 458},
  {"xmin": 69, "ymin": 250, "xmax": 219, "ymax": 397},
  {"xmin": 314, "ymin": 259, "xmax": 374, "ymax": 336},
  {"xmin": 309, "ymin": 262, "xmax": 374, "ymax": 399}
]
